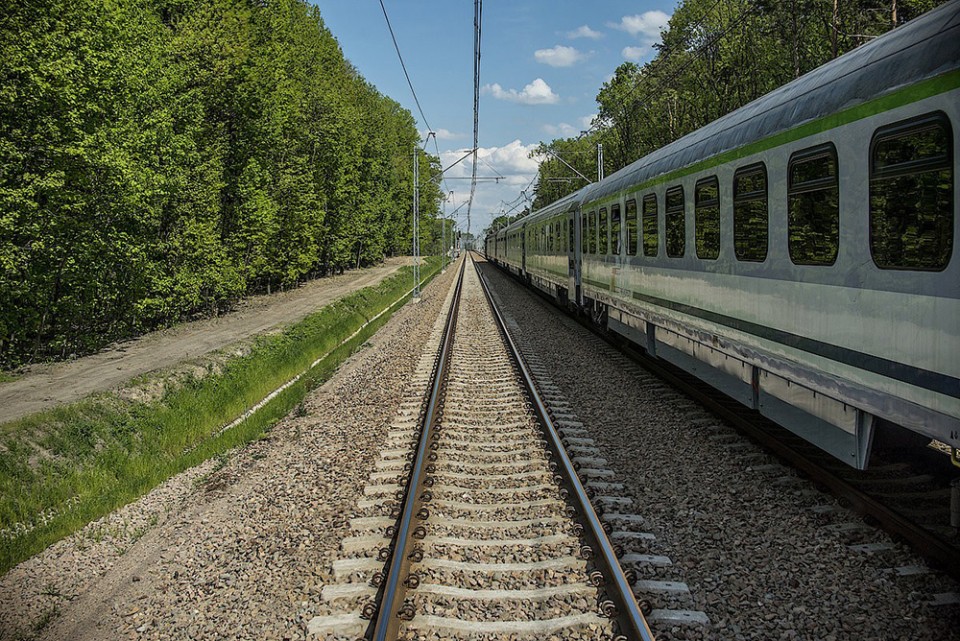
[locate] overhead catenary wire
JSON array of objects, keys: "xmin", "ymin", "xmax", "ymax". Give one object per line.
[{"xmin": 377, "ymin": 0, "xmax": 448, "ymax": 193}]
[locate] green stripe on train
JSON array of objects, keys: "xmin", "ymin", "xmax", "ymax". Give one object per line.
[{"xmin": 583, "ymin": 68, "xmax": 960, "ymax": 208}]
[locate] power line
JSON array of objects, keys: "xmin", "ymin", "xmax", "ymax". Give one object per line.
[{"xmin": 378, "ymin": 0, "xmax": 433, "ymax": 135}]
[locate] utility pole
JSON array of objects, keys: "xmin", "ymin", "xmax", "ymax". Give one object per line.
[{"xmin": 412, "ymin": 145, "xmax": 420, "ymax": 299}]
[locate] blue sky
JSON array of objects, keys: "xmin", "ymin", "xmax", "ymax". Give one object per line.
[{"xmin": 312, "ymin": 1, "xmax": 677, "ymax": 235}]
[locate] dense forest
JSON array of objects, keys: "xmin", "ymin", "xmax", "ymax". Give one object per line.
[
  {"xmin": 504, "ymin": 0, "xmax": 945, "ymax": 221},
  {"xmin": 0, "ymin": 0, "xmax": 444, "ymax": 368}
]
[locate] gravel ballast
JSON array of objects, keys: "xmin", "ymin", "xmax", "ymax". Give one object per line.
[
  {"xmin": 478, "ymin": 259, "xmax": 960, "ymax": 641},
  {"xmin": 0, "ymin": 261, "xmax": 462, "ymax": 641}
]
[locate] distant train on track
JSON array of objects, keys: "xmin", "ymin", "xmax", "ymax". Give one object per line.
[{"xmin": 485, "ymin": 2, "xmax": 960, "ymax": 469}]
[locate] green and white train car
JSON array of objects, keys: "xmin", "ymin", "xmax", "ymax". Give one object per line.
[{"xmin": 487, "ymin": 1, "xmax": 960, "ymax": 469}]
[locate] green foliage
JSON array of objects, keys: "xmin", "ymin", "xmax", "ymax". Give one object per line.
[
  {"xmin": 532, "ymin": 0, "xmax": 946, "ymax": 209},
  {"xmin": 0, "ymin": 0, "xmax": 440, "ymax": 368},
  {"xmin": 0, "ymin": 257, "xmax": 442, "ymax": 573}
]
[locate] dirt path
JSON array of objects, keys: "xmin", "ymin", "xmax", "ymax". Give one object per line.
[{"xmin": 0, "ymin": 258, "xmax": 411, "ymax": 425}]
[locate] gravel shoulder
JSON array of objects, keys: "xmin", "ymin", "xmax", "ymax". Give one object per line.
[
  {"xmin": 0, "ymin": 257, "xmax": 411, "ymax": 425},
  {"xmin": 479, "ymin": 260, "xmax": 960, "ymax": 641},
  {"xmin": 0, "ymin": 259, "xmax": 459, "ymax": 641}
]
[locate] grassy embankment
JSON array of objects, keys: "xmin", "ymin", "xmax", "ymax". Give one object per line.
[{"xmin": 0, "ymin": 257, "xmax": 442, "ymax": 573}]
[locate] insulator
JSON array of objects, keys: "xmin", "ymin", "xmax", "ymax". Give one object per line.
[
  {"xmin": 420, "ymin": 491, "xmax": 433, "ymax": 502},
  {"xmin": 600, "ymin": 599, "xmax": 618, "ymax": 618},
  {"xmin": 570, "ymin": 523, "xmax": 584, "ymax": 537},
  {"xmin": 424, "ymin": 476, "xmax": 434, "ymax": 487},
  {"xmin": 385, "ymin": 525, "xmax": 396, "ymax": 538},
  {"xmin": 585, "ymin": 486, "xmax": 596, "ymax": 499},
  {"xmin": 405, "ymin": 573, "xmax": 421, "ymax": 589},
  {"xmin": 548, "ymin": 461, "xmax": 558, "ymax": 472},
  {"xmin": 413, "ymin": 525, "xmax": 427, "ymax": 539},
  {"xmin": 601, "ymin": 520, "xmax": 612, "ymax": 535},
  {"xmin": 428, "ymin": 452, "xmax": 438, "ymax": 462},
  {"xmin": 369, "ymin": 571, "xmax": 384, "ymax": 588},
  {"xmin": 580, "ymin": 544, "xmax": 594, "ymax": 560},
  {"xmin": 403, "ymin": 462, "xmax": 412, "ymax": 471},
  {"xmin": 589, "ymin": 570, "xmax": 605, "ymax": 587},
  {"xmin": 417, "ymin": 508, "xmax": 430, "ymax": 520},
  {"xmin": 553, "ymin": 474, "xmax": 564, "ymax": 486},
  {"xmin": 558, "ymin": 488, "xmax": 569, "ymax": 500},
  {"xmin": 360, "ymin": 601, "xmax": 378, "ymax": 620},
  {"xmin": 573, "ymin": 460, "xmax": 582, "ymax": 470},
  {"xmin": 613, "ymin": 543, "xmax": 624, "ymax": 558},
  {"xmin": 377, "ymin": 547, "xmax": 391, "ymax": 561},
  {"xmin": 390, "ymin": 507, "xmax": 401, "ymax": 519},
  {"xmin": 395, "ymin": 490, "xmax": 405, "ymax": 501},
  {"xmin": 408, "ymin": 548, "xmax": 423, "ymax": 562},
  {"xmin": 426, "ymin": 464, "xmax": 436, "ymax": 474},
  {"xmin": 565, "ymin": 505, "xmax": 577, "ymax": 518},
  {"xmin": 624, "ymin": 568, "xmax": 638, "ymax": 585}
]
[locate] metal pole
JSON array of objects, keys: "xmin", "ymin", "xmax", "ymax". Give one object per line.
[
  {"xmin": 413, "ymin": 145, "xmax": 420, "ymax": 298},
  {"xmin": 598, "ymin": 142, "xmax": 604, "ymax": 182}
]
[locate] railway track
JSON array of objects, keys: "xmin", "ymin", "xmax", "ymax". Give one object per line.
[{"xmin": 309, "ymin": 255, "xmax": 667, "ymax": 640}]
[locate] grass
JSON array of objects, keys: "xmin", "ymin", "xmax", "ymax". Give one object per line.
[
  {"xmin": 0, "ymin": 372, "xmax": 18, "ymax": 383},
  {"xmin": 0, "ymin": 258, "xmax": 442, "ymax": 574}
]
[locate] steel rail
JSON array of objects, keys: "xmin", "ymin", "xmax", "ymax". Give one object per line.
[
  {"xmin": 472, "ymin": 256, "xmax": 656, "ymax": 641},
  {"xmin": 367, "ymin": 257, "xmax": 466, "ymax": 641}
]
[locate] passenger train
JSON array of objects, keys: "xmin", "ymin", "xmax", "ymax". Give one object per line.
[{"xmin": 485, "ymin": 2, "xmax": 960, "ymax": 469}]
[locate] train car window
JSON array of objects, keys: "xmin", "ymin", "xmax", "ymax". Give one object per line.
[
  {"xmin": 588, "ymin": 210, "xmax": 597, "ymax": 254},
  {"xmin": 666, "ymin": 186, "xmax": 686, "ymax": 257},
  {"xmin": 625, "ymin": 200, "xmax": 638, "ymax": 256},
  {"xmin": 581, "ymin": 212, "xmax": 588, "ymax": 254},
  {"xmin": 870, "ymin": 112, "xmax": 953, "ymax": 270},
  {"xmin": 567, "ymin": 217, "xmax": 573, "ymax": 252},
  {"xmin": 733, "ymin": 163, "xmax": 768, "ymax": 262},
  {"xmin": 642, "ymin": 194, "xmax": 658, "ymax": 257},
  {"xmin": 789, "ymin": 143, "xmax": 839, "ymax": 265},
  {"xmin": 695, "ymin": 177, "xmax": 720, "ymax": 259},
  {"xmin": 611, "ymin": 204, "xmax": 622, "ymax": 255},
  {"xmin": 598, "ymin": 208, "xmax": 609, "ymax": 255}
]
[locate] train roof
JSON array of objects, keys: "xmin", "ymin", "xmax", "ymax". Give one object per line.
[
  {"xmin": 586, "ymin": 1, "xmax": 960, "ymax": 203},
  {"xmin": 490, "ymin": 186, "xmax": 584, "ymax": 238}
]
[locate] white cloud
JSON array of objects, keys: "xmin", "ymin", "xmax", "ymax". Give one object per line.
[
  {"xmin": 543, "ymin": 122, "xmax": 579, "ymax": 138},
  {"xmin": 542, "ymin": 114, "xmax": 597, "ymax": 139},
  {"xmin": 622, "ymin": 46, "xmax": 649, "ymax": 62},
  {"xmin": 434, "ymin": 128, "xmax": 463, "ymax": 140},
  {"xmin": 610, "ymin": 10, "xmax": 670, "ymax": 48},
  {"xmin": 567, "ymin": 25, "xmax": 603, "ymax": 40},
  {"xmin": 420, "ymin": 128, "xmax": 464, "ymax": 142},
  {"xmin": 439, "ymin": 140, "xmax": 542, "ymax": 234},
  {"xmin": 483, "ymin": 78, "xmax": 559, "ymax": 105},
  {"xmin": 534, "ymin": 45, "xmax": 585, "ymax": 68}
]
